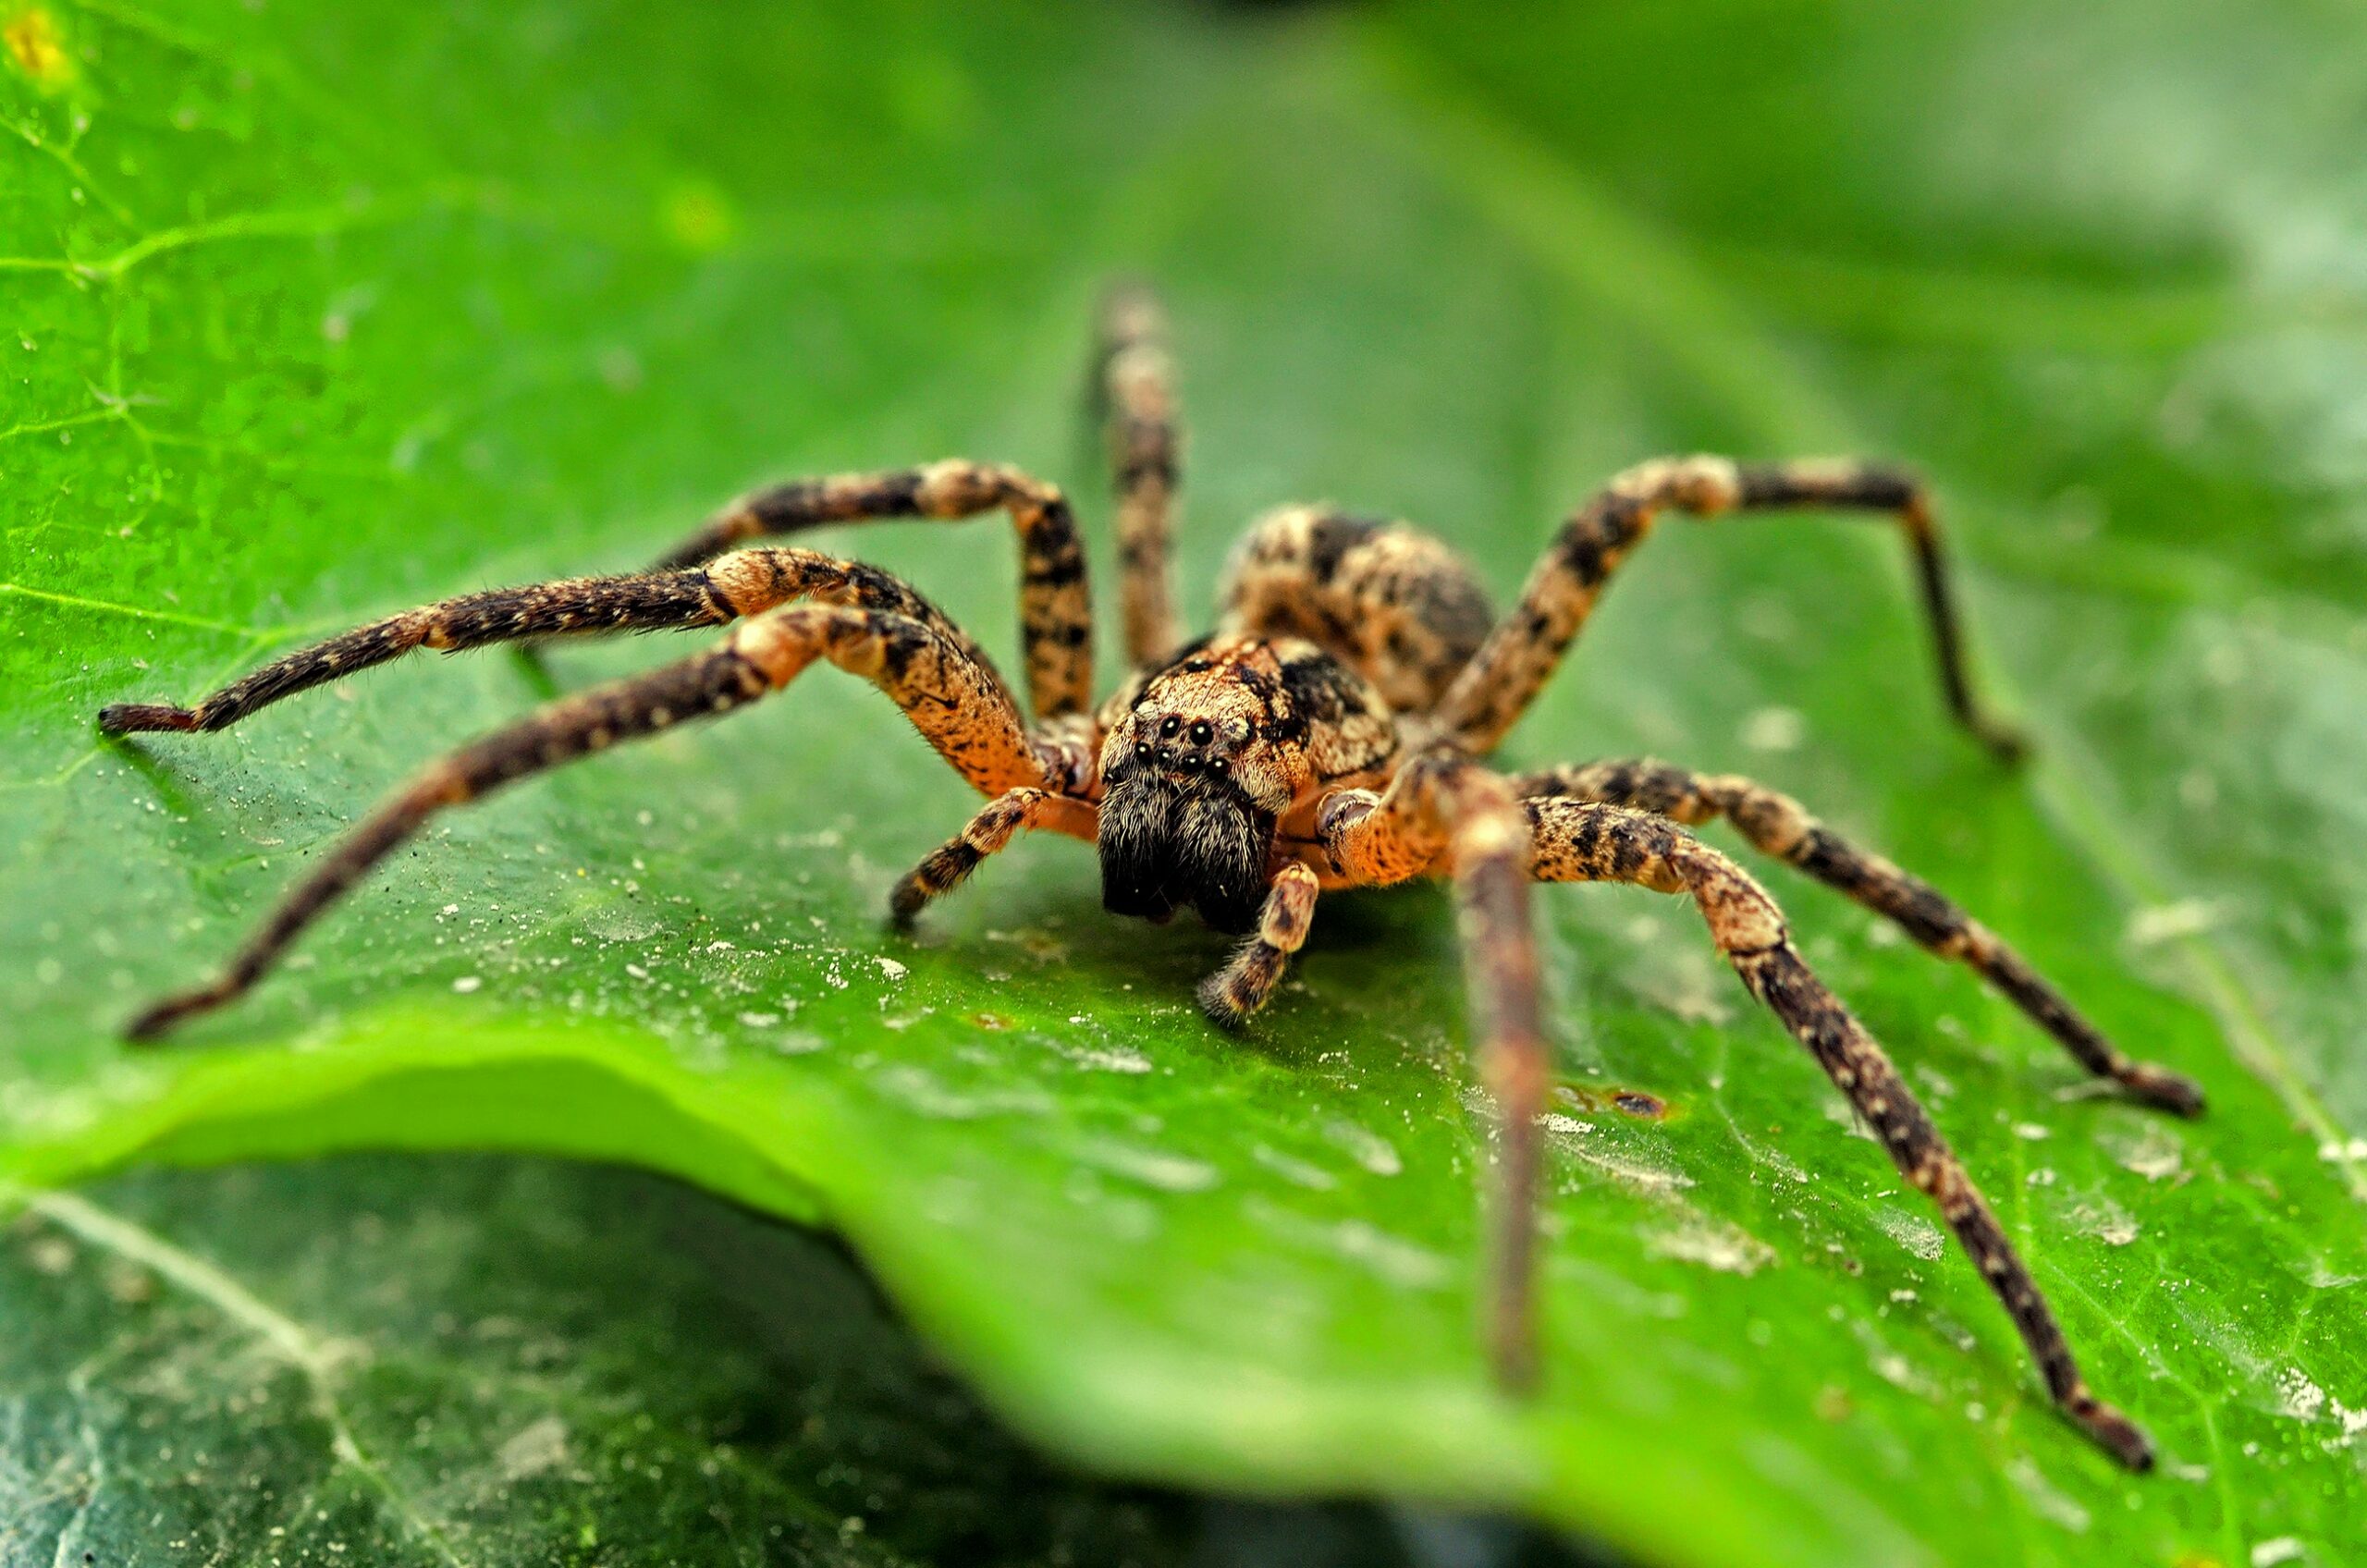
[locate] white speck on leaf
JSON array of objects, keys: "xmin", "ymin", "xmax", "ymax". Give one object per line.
[
  {"xmin": 1646, "ymin": 1218, "xmax": 1773, "ymax": 1275},
  {"xmin": 2126, "ymin": 899, "xmax": 2219, "ymax": 947},
  {"xmin": 1740, "ymin": 705, "xmax": 1806, "ymax": 752},
  {"xmin": 1066, "ymin": 1045, "xmax": 1153, "ymax": 1073},
  {"xmin": 497, "ymin": 1415, "xmax": 571, "ymax": 1481},
  {"xmin": 2109, "ymin": 1126, "xmax": 2186, "ymax": 1182},
  {"xmin": 2275, "ymin": 1367, "xmax": 2327, "ymax": 1421},
  {"xmin": 2068, "ymin": 1195, "xmax": 2140, "ymax": 1247},
  {"xmin": 1251, "ymin": 1145, "xmax": 1337, "ymax": 1190},
  {"xmin": 1075, "ymin": 1139, "xmax": 1220, "ymax": 1193},
  {"xmin": 1871, "ymin": 1206, "xmax": 1945, "ymax": 1261},
  {"xmin": 1321, "ymin": 1120, "xmax": 1401, "ymax": 1177},
  {"xmin": 2005, "ymin": 1456, "xmax": 2091, "ymax": 1534}
]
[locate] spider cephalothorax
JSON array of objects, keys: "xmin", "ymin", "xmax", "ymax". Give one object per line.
[
  {"xmin": 1097, "ymin": 634, "xmax": 1393, "ymax": 932},
  {"xmin": 101, "ymin": 283, "xmax": 2206, "ymax": 1472},
  {"xmin": 1098, "ymin": 641, "xmax": 1294, "ymax": 931}
]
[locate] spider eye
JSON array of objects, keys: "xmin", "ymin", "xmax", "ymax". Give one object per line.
[
  {"xmin": 1187, "ymin": 721, "xmax": 1213, "ymax": 747},
  {"xmin": 1208, "ymin": 756, "xmax": 1228, "ymax": 775},
  {"xmin": 1134, "ymin": 741, "xmax": 1153, "ymax": 761},
  {"xmin": 1159, "ymin": 716, "xmax": 1181, "ymax": 737}
]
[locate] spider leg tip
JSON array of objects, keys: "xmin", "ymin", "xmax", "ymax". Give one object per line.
[
  {"xmin": 97, "ymin": 702, "xmax": 198, "ymax": 736},
  {"xmin": 886, "ymin": 883, "xmax": 929, "ymax": 930},
  {"xmin": 2125, "ymin": 1065, "xmax": 2206, "ymax": 1119},
  {"xmin": 1194, "ymin": 975, "xmax": 1251, "ymax": 1033},
  {"xmin": 122, "ymin": 1004, "xmax": 184, "ymax": 1044},
  {"xmin": 122, "ymin": 983, "xmax": 232, "ymax": 1043},
  {"xmin": 2072, "ymin": 1397, "xmax": 2155, "ymax": 1472},
  {"xmin": 1981, "ymin": 724, "xmax": 2030, "ymax": 765}
]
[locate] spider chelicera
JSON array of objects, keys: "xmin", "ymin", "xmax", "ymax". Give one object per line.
[{"xmin": 101, "ymin": 285, "xmax": 2201, "ymax": 1469}]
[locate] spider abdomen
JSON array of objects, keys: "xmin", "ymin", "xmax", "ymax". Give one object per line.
[{"xmin": 1220, "ymin": 505, "xmax": 1495, "ymax": 714}]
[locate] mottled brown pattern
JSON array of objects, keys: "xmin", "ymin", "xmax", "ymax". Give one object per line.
[
  {"xmin": 1431, "ymin": 456, "xmax": 2019, "ymax": 758},
  {"xmin": 123, "ymin": 606, "xmax": 1047, "ymax": 1038},
  {"xmin": 1098, "ymin": 633, "xmax": 1399, "ymax": 823},
  {"xmin": 1515, "ymin": 760, "xmax": 2203, "ymax": 1115},
  {"xmin": 97, "ymin": 545, "xmax": 1018, "ymax": 739},
  {"xmin": 1197, "ymin": 861, "xmax": 1319, "ymax": 1027},
  {"xmin": 125, "ymin": 640, "xmax": 774, "ymax": 1038},
  {"xmin": 1097, "ymin": 282, "xmax": 1183, "ymax": 668},
  {"xmin": 1519, "ymin": 797, "xmax": 2151, "ymax": 1468},
  {"xmin": 99, "ymin": 569, "xmax": 735, "ymax": 735},
  {"xmin": 890, "ymin": 786, "xmax": 1097, "ymax": 926},
  {"xmin": 1220, "ymin": 505, "xmax": 1495, "ymax": 715},
  {"xmin": 650, "ymin": 459, "xmax": 1093, "ymax": 720},
  {"xmin": 105, "ymin": 290, "xmax": 2183, "ymax": 1470},
  {"xmin": 1318, "ymin": 752, "xmax": 1546, "ymax": 1386}
]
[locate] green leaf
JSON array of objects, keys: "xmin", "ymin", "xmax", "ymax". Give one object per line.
[
  {"xmin": 0, "ymin": 1153, "xmax": 1184, "ymax": 1566},
  {"xmin": 6, "ymin": 1, "xmax": 2365, "ymax": 1563}
]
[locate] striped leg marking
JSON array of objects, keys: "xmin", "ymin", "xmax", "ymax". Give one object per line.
[
  {"xmin": 1520, "ymin": 797, "xmax": 2152, "ymax": 1470},
  {"xmin": 1512, "ymin": 761, "xmax": 2202, "ymax": 1116},
  {"xmin": 1321, "ymin": 753, "xmax": 1547, "ymax": 1392},
  {"xmin": 649, "ymin": 459, "xmax": 1094, "ymax": 719},
  {"xmin": 125, "ymin": 606, "xmax": 1047, "ymax": 1041},
  {"xmin": 97, "ymin": 546, "xmax": 1021, "ymax": 738},
  {"xmin": 1196, "ymin": 862, "xmax": 1319, "ymax": 1028},
  {"xmin": 1096, "ymin": 282, "xmax": 1184, "ymax": 668},
  {"xmin": 890, "ymin": 787, "xmax": 1097, "ymax": 926},
  {"xmin": 1429, "ymin": 456, "xmax": 2021, "ymax": 758}
]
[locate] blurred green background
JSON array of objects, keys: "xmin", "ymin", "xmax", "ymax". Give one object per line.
[{"xmin": 5, "ymin": 1, "xmax": 2365, "ymax": 1564}]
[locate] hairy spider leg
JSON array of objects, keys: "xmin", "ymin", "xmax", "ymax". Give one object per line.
[
  {"xmin": 98, "ymin": 545, "xmax": 1018, "ymax": 737},
  {"xmin": 1511, "ymin": 760, "xmax": 2203, "ymax": 1116},
  {"xmin": 1305, "ymin": 748, "xmax": 2154, "ymax": 1469},
  {"xmin": 889, "ymin": 785, "xmax": 1099, "ymax": 925},
  {"xmin": 92, "ymin": 288, "xmax": 2188, "ymax": 1476},
  {"xmin": 649, "ymin": 459, "xmax": 1094, "ymax": 719},
  {"xmin": 124, "ymin": 605, "xmax": 1049, "ymax": 1040},
  {"xmin": 1431, "ymin": 456, "xmax": 2024, "ymax": 759},
  {"xmin": 1196, "ymin": 861, "xmax": 1321, "ymax": 1026},
  {"xmin": 1317, "ymin": 753, "xmax": 1549, "ymax": 1392},
  {"xmin": 1516, "ymin": 794, "xmax": 2153, "ymax": 1470},
  {"xmin": 1095, "ymin": 281, "xmax": 1184, "ymax": 668}
]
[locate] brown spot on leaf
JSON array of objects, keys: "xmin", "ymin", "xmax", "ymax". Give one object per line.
[
  {"xmin": 5, "ymin": 6, "xmax": 73, "ymax": 89},
  {"xmin": 1554, "ymin": 1082, "xmax": 1676, "ymax": 1121}
]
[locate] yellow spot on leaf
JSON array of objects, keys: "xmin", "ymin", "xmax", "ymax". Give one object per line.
[
  {"xmin": 4, "ymin": 6, "xmax": 74, "ymax": 90},
  {"xmin": 659, "ymin": 178, "xmax": 737, "ymax": 254}
]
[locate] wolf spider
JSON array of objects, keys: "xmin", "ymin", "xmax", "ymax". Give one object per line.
[{"xmin": 102, "ymin": 285, "xmax": 2200, "ymax": 1470}]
